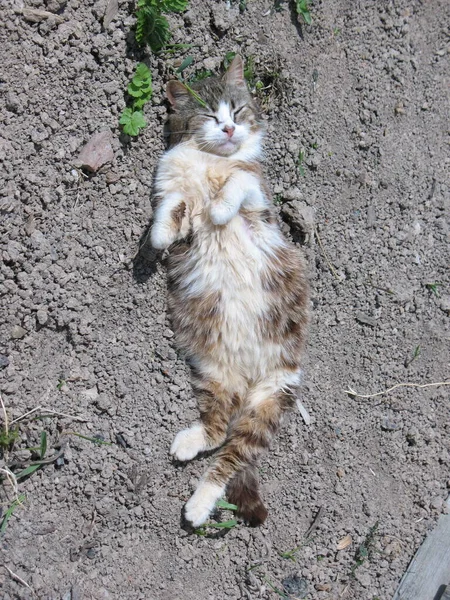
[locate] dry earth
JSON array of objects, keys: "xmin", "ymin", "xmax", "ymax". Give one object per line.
[{"xmin": 1, "ymin": 0, "xmax": 449, "ymax": 599}]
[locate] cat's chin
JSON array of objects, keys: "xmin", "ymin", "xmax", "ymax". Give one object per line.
[{"xmin": 203, "ymin": 140, "xmax": 241, "ymax": 157}]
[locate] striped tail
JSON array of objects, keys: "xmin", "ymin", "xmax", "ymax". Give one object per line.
[{"xmin": 227, "ymin": 465, "xmax": 268, "ymax": 527}]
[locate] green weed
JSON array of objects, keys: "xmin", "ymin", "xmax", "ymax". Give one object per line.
[
  {"xmin": 296, "ymin": 0, "xmax": 312, "ymax": 25},
  {"xmin": 135, "ymin": 0, "xmax": 188, "ymax": 53},
  {"xmin": 0, "ymin": 494, "xmax": 26, "ymax": 535},
  {"xmin": 425, "ymin": 282, "xmax": 442, "ymax": 297},
  {"xmin": 404, "ymin": 345, "xmax": 421, "ymax": 368},
  {"xmin": 350, "ymin": 521, "xmax": 379, "ymax": 576},
  {"xmin": 56, "ymin": 378, "xmax": 66, "ymax": 390},
  {"xmin": 0, "ymin": 427, "xmax": 19, "ymax": 452},
  {"xmin": 120, "ymin": 63, "xmax": 153, "ymax": 136}
]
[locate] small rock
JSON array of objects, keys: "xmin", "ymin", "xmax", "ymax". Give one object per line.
[
  {"xmin": 74, "ymin": 131, "xmax": 114, "ymax": 172},
  {"xmin": 0, "ymin": 355, "xmax": 9, "ymax": 369},
  {"xmin": 11, "ymin": 325, "xmax": 27, "ymax": 339},
  {"xmin": 381, "ymin": 418, "xmax": 400, "ymax": 432},
  {"xmin": 84, "ymin": 483, "xmax": 95, "ymax": 497},
  {"xmin": 211, "ymin": 3, "xmax": 239, "ymax": 35},
  {"xmin": 430, "ymin": 496, "xmax": 443, "ymax": 510},
  {"xmin": 36, "ymin": 309, "xmax": 48, "ymax": 325},
  {"xmin": 280, "ymin": 201, "xmax": 314, "ymax": 243},
  {"xmin": 282, "ymin": 574, "xmax": 308, "ymax": 598},
  {"xmin": 103, "ymin": 0, "xmax": 118, "ymax": 28},
  {"xmin": 81, "ymin": 386, "xmax": 99, "ymax": 401},
  {"xmin": 439, "ymin": 295, "xmax": 450, "ymax": 314},
  {"xmin": 367, "ymin": 205, "xmax": 376, "ymax": 227},
  {"xmin": 355, "ymin": 568, "xmax": 371, "ymax": 587},
  {"xmin": 355, "ymin": 311, "xmax": 377, "ymax": 327}
]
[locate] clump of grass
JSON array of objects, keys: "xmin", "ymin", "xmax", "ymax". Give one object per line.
[
  {"xmin": 350, "ymin": 521, "xmax": 379, "ymax": 576},
  {"xmin": 425, "ymin": 282, "xmax": 442, "ymax": 297}
]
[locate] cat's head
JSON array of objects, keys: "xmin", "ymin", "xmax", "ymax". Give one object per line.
[{"xmin": 166, "ymin": 55, "xmax": 263, "ymax": 156}]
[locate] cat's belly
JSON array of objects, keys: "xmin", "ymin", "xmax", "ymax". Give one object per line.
[{"xmin": 170, "ymin": 223, "xmax": 289, "ymax": 385}]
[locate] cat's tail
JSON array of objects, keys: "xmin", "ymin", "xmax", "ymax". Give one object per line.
[{"xmin": 227, "ymin": 465, "xmax": 268, "ymax": 527}]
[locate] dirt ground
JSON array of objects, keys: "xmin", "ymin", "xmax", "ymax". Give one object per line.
[{"xmin": 1, "ymin": 0, "xmax": 449, "ymax": 598}]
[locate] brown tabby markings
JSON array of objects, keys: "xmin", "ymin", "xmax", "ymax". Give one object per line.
[{"xmin": 153, "ymin": 56, "xmax": 310, "ymax": 527}]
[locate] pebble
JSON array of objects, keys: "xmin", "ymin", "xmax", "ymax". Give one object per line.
[{"xmin": 11, "ymin": 325, "xmax": 27, "ymax": 339}]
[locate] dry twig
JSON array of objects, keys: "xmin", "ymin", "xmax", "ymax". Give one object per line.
[
  {"xmin": 345, "ymin": 381, "xmax": 450, "ymax": 399},
  {"xmin": 314, "ymin": 227, "xmax": 342, "ymax": 282},
  {"xmin": 4, "ymin": 564, "xmax": 34, "ymax": 594}
]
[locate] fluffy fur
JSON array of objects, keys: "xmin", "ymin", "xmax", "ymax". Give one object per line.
[{"xmin": 150, "ymin": 56, "xmax": 309, "ymax": 528}]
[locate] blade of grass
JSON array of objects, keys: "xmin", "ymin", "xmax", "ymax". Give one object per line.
[
  {"xmin": 15, "ymin": 464, "xmax": 42, "ymax": 480},
  {"xmin": 215, "ymin": 499, "xmax": 238, "ymax": 511},
  {"xmin": 205, "ymin": 519, "xmax": 237, "ymax": 529},
  {"xmin": 0, "ymin": 494, "xmax": 26, "ymax": 534},
  {"xmin": 63, "ymin": 431, "xmax": 112, "ymax": 445}
]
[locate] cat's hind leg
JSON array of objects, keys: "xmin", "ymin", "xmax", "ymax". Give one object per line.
[
  {"xmin": 170, "ymin": 379, "xmax": 238, "ymax": 462},
  {"xmin": 184, "ymin": 379, "xmax": 296, "ymax": 527}
]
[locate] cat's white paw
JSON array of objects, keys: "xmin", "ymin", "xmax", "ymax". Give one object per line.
[
  {"xmin": 150, "ymin": 223, "xmax": 175, "ymax": 249},
  {"xmin": 170, "ymin": 424, "xmax": 206, "ymax": 461},
  {"xmin": 210, "ymin": 202, "xmax": 238, "ymax": 226},
  {"xmin": 184, "ymin": 482, "xmax": 225, "ymax": 527}
]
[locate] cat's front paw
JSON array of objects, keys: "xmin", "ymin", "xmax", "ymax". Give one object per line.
[
  {"xmin": 184, "ymin": 482, "xmax": 225, "ymax": 527},
  {"xmin": 210, "ymin": 201, "xmax": 238, "ymax": 226},
  {"xmin": 150, "ymin": 222, "xmax": 176, "ymax": 249},
  {"xmin": 170, "ymin": 424, "xmax": 206, "ymax": 461}
]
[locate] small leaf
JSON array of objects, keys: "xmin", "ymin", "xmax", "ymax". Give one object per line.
[
  {"xmin": 162, "ymin": 0, "xmax": 188, "ymax": 12},
  {"xmin": 134, "ymin": 62, "xmax": 151, "ymax": 82},
  {"xmin": 40, "ymin": 431, "xmax": 47, "ymax": 460},
  {"xmin": 127, "ymin": 82, "xmax": 144, "ymax": 97},
  {"xmin": 216, "ymin": 499, "xmax": 238, "ymax": 511},
  {"xmin": 176, "ymin": 55, "xmax": 194, "ymax": 74}
]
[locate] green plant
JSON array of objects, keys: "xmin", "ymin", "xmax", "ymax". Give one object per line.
[
  {"xmin": 296, "ymin": 0, "xmax": 311, "ymax": 24},
  {"xmin": 136, "ymin": 0, "xmax": 188, "ymax": 52},
  {"xmin": 1, "ymin": 494, "xmax": 26, "ymax": 535},
  {"xmin": 425, "ymin": 282, "xmax": 442, "ymax": 297},
  {"xmin": 0, "ymin": 427, "xmax": 19, "ymax": 452},
  {"xmin": 189, "ymin": 69, "xmax": 214, "ymax": 82},
  {"xmin": 405, "ymin": 345, "xmax": 421, "ymax": 368},
  {"xmin": 194, "ymin": 499, "xmax": 238, "ymax": 535},
  {"xmin": 351, "ymin": 521, "xmax": 379, "ymax": 576},
  {"xmin": 120, "ymin": 63, "xmax": 153, "ymax": 136}
]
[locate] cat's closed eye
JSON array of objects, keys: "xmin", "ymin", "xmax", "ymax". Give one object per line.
[{"xmin": 201, "ymin": 114, "xmax": 219, "ymax": 123}]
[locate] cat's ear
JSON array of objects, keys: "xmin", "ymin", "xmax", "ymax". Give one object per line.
[
  {"xmin": 166, "ymin": 80, "xmax": 190, "ymax": 109},
  {"xmin": 224, "ymin": 55, "xmax": 245, "ymax": 86}
]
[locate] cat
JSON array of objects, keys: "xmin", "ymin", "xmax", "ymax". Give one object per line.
[{"xmin": 150, "ymin": 55, "xmax": 309, "ymax": 528}]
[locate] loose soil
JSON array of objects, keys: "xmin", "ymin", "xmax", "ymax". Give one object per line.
[{"xmin": 1, "ymin": 0, "xmax": 449, "ymax": 599}]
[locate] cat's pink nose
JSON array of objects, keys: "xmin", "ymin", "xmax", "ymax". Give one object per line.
[{"xmin": 223, "ymin": 125, "xmax": 235, "ymax": 138}]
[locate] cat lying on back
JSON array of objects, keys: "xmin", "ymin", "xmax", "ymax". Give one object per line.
[{"xmin": 150, "ymin": 56, "xmax": 309, "ymax": 528}]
